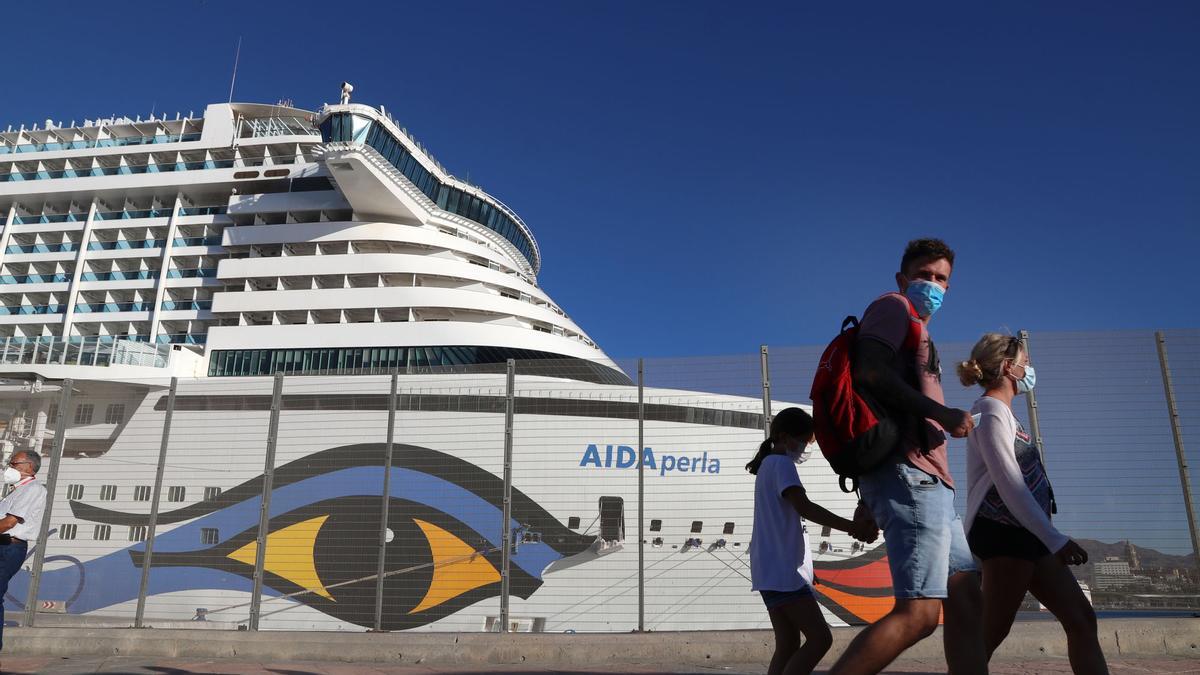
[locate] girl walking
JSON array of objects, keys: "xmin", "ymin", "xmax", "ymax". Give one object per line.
[
  {"xmin": 748, "ymin": 407, "xmax": 876, "ymax": 675},
  {"xmin": 958, "ymin": 334, "xmax": 1108, "ymax": 674}
]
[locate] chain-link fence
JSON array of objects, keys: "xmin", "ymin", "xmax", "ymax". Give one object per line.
[{"xmin": 1, "ymin": 329, "xmax": 1196, "ymax": 633}]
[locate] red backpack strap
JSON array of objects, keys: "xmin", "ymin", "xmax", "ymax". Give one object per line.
[
  {"xmin": 876, "ymin": 292, "xmax": 924, "ymax": 353},
  {"xmin": 900, "ymin": 293, "xmax": 923, "ymax": 353}
]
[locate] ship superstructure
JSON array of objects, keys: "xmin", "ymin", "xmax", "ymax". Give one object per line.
[{"xmin": 0, "ymin": 93, "xmax": 622, "ymax": 385}]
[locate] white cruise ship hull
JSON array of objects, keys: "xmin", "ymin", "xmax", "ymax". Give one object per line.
[{"xmin": 1, "ymin": 374, "xmax": 889, "ymax": 632}]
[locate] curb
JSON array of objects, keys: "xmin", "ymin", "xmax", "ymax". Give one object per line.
[{"xmin": 5, "ymin": 618, "xmax": 1198, "ymax": 666}]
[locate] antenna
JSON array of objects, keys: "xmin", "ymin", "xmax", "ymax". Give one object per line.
[{"xmin": 228, "ymin": 36, "xmax": 243, "ymax": 103}]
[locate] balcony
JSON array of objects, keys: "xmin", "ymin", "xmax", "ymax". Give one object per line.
[
  {"xmin": 165, "ymin": 268, "xmax": 217, "ymax": 279},
  {"xmin": 9, "ymin": 214, "xmax": 84, "ymax": 225},
  {"xmin": 177, "ymin": 206, "xmax": 228, "ymax": 217},
  {"xmin": 0, "ymin": 273, "xmax": 71, "ymax": 284},
  {"xmin": 4, "ymin": 243, "xmax": 78, "ymax": 254},
  {"xmin": 79, "ymin": 270, "xmax": 158, "ymax": 282},
  {"xmin": 0, "ymin": 304, "xmax": 66, "ymax": 316},
  {"xmin": 171, "ymin": 236, "xmax": 222, "ymax": 247},
  {"xmin": 160, "ymin": 300, "xmax": 212, "ymax": 310},
  {"xmin": 87, "ymin": 239, "xmax": 166, "ymax": 251},
  {"xmin": 73, "ymin": 302, "xmax": 152, "ymax": 313}
]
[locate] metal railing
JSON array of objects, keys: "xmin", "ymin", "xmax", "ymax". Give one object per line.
[{"xmin": 0, "ymin": 329, "xmax": 1194, "ymax": 634}]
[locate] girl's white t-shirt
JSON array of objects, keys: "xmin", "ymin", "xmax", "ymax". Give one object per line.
[{"xmin": 749, "ymin": 454, "xmax": 814, "ymax": 592}]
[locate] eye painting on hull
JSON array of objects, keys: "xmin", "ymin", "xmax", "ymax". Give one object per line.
[
  {"xmin": 6, "ymin": 444, "xmax": 595, "ymax": 631},
  {"xmin": 5, "ymin": 442, "xmax": 896, "ymax": 630}
]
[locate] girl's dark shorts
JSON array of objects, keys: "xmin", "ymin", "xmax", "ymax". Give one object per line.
[
  {"xmin": 760, "ymin": 585, "xmax": 814, "ymax": 611},
  {"xmin": 968, "ymin": 516, "xmax": 1051, "ymax": 562}
]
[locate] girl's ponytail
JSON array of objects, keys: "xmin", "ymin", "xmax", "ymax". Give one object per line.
[{"xmin": 745, "ymin": 437, "xmax": 774, "ymax": 475}]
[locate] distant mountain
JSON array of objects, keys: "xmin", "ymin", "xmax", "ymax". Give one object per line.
[{"xmin": 1076, "ymin": 538, "xmax": 1197, "ymax": 570}]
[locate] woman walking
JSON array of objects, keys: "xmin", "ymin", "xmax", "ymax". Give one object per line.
[
  {"xmin": 958, "ymin": 334, "xmax": 1108, "ymax": 673},
  {"xmin": 747, "ymin": 407, "xmax": 876, "ymax": 675}
]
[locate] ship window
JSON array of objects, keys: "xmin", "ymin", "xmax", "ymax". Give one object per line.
[
  {"xmin": 99, "ymin": 485, "xmax": 117, "ymax": 501},
  {"xmin": 105, "ymin": 403, "xmax": 126, "ymax": 424},
  {"xmin": 201, "ymin": 528, "xmax": 219, "ymax": 545},
  {"xmin": 48, "ymin": 404, "xmax": 59, "ymax": 425},
  {"xmin": 74, "ymin": 403, "xmax": 94, "ymax": 424},
  {"xmin": 129, "ymin": 525, "xmax": 147, "ymax": 542},
  {"xmin": 567, "ymin": 516, "xmax": 580, "ymax": 530},
  {"xmin": 167, "ymin": 486, "xmax": 186, "ymax": 502},
  {"xmin": 650, "ymin": 519, "xmax": 662, "ymax": 532},
  {"xmin": 59, "ymin": 524, "xmax": 77, "ymax": 540},
  {"xmin": 66, "ymin": 484, "xmax": 84, "ymax": 500},
  {"xmin": 204, "ymin": 487, "xmax": 222, "ymax": 501},
  {"xmin": 133, "ymin": 485, "xmax": 152, "ymax": 501},
  {"xmin": 94, "ymin": 524, "xmax": 111, "ymax": 541},
  {"xmin": 690, "ymin": 521, "xmax": 703, "ymax": 534},
  {"xmin": 723, "ymin": 522, "xmax": 735, "ymax": 535},
  {"xmin": 821, "ymin": 525, "xmax": 832, "ymax": 537}
]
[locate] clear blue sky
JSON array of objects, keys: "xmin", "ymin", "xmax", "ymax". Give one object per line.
[{"xmin": 3, "ymin": 1, "xmax": 1198, "ymax": 358}]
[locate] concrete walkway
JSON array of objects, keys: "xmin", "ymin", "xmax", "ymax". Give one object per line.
[
  {"xmin": 0, "ymin": 655, "xmax": 1199, "ymax": 674},
  {"xmin": 1, "ymin": 618, "xmax": 1197, "ymax": 673}
]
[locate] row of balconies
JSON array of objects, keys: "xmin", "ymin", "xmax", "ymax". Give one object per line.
[
  {"xmin": 4, "ymin": 236, "xmax": 221, "ymax": 253},
  {"xmin": 4, "ymin": 205, "xmax": 229, "ymax": 226},
  {"xmin": 0, "ymin": 300, "xmax": 213, "ymax": 316},
  {"xmin": 0, "ymin": 267, "xmax": 220, "ymax": 285},
  {"xmin": 1, "ymin": 145, "xmax": 319, "ymax": 184},
  {"xmin": 0, "ymin": 124, "xmax": 203, "ymax": 155}
]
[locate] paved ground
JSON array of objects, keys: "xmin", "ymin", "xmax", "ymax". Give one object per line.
[{"xmin": 1, "ymin": 656, "xmax": 1199, "ymax": 674}]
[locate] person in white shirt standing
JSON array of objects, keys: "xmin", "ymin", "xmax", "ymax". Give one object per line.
[
  {"xmin": 957, "ymin": 334, "xmax": 1108, "ymax": 674},
  {"xmin": 748, "ymin": 407, "xmax": 878, "ymax": 675},
  {"xmin": 0, "ymin": 450, "xmax": 47, "ymax": 654}
]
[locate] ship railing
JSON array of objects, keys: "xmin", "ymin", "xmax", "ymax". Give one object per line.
[
  {"xmin": 0, "ymin": 336, "xmax": 172, "ymax": 368},
  {"xmin": 325, "ymin": 142, "xmax": 538, "ymax": 283}
]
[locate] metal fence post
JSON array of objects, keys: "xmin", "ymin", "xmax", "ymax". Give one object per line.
[
  {"xmin": 760, "ymin": 345, "xmax": 771, "ymax": 438},
  {"xmin": 373, "ymin": 372, "xmax": 399, "ymax": 631},
  {"xmin": 22, "ymin": 378, "xmax": 72, "ymax": 627},
  {"xmin": 499, "ymin": 359, "xmax": 515, "ymax": 632},
  {"xmin": 248, "ymin": 372, "xmax": 284, "ymax": 630},
  {"xmin": 1018, "ymin": 330, "xmax": 1047, "ymax": 465},
  {"xmin": 134, "ymin": 377, "xmax": 177, "ymax": 628},
  {"xmin": 637, "ymin": 358, "xmax": 645, "ymax": 632},
  {"xmin": 1155, "ymin": 331, "xmax": 1200, "ymax": 578}
]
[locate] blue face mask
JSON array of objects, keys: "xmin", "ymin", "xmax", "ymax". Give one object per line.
[
  {"xmin": 904, "ymin": 280, "xmax": 945, "ymax": 318},
  {"xmin": 1015, "ymin": 364, "xmax": 1036, "ymax": 394}
]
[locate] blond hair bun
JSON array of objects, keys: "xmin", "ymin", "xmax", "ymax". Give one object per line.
[{"xmin": 956, "ymin": 359, "xmax": 985, "ymax": 387}]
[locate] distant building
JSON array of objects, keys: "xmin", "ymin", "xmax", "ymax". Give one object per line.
[{"xmin": 1094, "ymin": 556, "xmax": 1150, "ymax": 590}]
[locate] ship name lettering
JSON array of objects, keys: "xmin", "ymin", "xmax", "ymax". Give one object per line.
[{"xmin": 578, "ymin": 444, "xmax": 720, "ymax": 475}]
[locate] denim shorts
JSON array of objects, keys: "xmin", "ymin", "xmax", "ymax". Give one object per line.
[{"xmin": 858, "ymin": 460, "xmax": 977, "ymax": 599}]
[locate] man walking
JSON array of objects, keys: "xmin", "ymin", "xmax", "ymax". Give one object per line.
[
  {"xmin": 830, "ymin": 239, "xmax": 985, "ymax": 675},
  {"xmin": 0, "ymin": 450, "xmax": 47, "ymax": 655}
]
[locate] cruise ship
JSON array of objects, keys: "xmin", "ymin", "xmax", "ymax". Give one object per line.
[{"xmin": 0, "ymin": 85, "xmax": 886, "ymax": 632}]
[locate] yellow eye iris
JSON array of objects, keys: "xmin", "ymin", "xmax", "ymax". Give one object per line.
[
  {"xmin": 228, "ymin": 515, "xmax": 335, "ymax": 600},
  {"xmin": 409, "ymin": 518, "xmax": 500, "ymax": 614}
]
